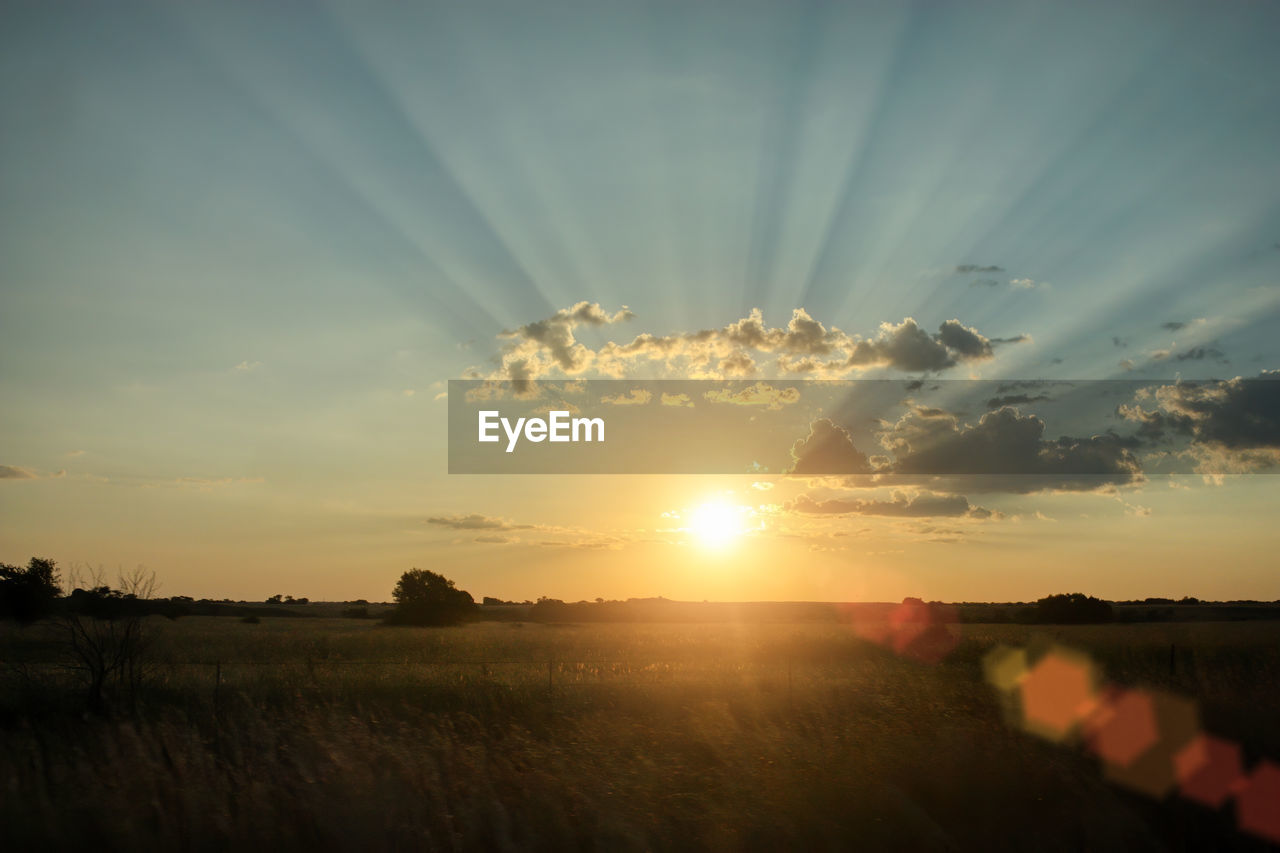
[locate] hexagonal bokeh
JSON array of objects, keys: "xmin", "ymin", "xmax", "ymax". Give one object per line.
[
  {"xmin": 1236, "ymin": 760, "xmax": 1280, "ymax": 844},
  {"xmin": 982, "ymin": 644, "xmax": 1028, "ymax": 695},
  {"xmin": 1018, "ymin": 647, "xmax": 1099, "ymax": 742},
  {"xmin": 1093, "ymin": 688, "xmax": 1200, "ymax": 798},
  {"xmin": 1174, "ymin": 733, "xmax": 1244, "ymax": 809},
  {"xmin": 1085, "ymin": 688, "xmax": 1160, "ymax": 769}
]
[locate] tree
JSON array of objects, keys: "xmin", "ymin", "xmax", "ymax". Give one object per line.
[
  {"xmin": 0, "ymin": 556, "xmax": 62, "ymax": 622},
  {"xmin": 58, "ymin": 564, "xmax": 159, "ymax": 712},
  {"xmin": 387, "ymin": 569, "xmax": 476, "ymax": 626},
  {"xmin": 1034, "ymin": 593, "xmax": 1113, "ymax": 624}
]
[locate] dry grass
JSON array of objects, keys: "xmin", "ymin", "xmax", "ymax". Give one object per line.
[{"xmin": 2, "ymin": 617, "xmax": 1277, "ymax": 851}]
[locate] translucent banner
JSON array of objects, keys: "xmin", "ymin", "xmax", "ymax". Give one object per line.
[{"xmin": 447, "ymin": 378, "xmax": 1280, "ymax": 477}]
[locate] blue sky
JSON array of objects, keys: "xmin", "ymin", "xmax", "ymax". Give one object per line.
[{"xmin": 2, "ymin": 0, "xmax": 1279, "ymax": 601}]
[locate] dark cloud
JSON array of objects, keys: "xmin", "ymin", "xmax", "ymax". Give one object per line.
[
  {"xmin": 955, "ymin": 264, "xmax": 1005, "ymax": 274},
  {"xmin": 1119, "ymin": 373, "xmax": 1280, "ymax": 465},
  {"xmin": 785, "ymin": 491, "xmax": 989, "ymax": 518},
  {"xmin": 0, "ymin": 465, "xmax": 37, "ymax": 480},
  {"xmin": 1161, "ymin": 321, "xmax": 1187, "ymax": 331},
  {"xmin": 985, "ymin": 393, "xmax": 1052, "ymax": 409},
  {"xmin": 1174, "ymin": 344, "xmax": 1227, "ymax": 363},
  {"xmin": 789, "ymin": 418, "xmax": 872, "ymax": 475},
  {"xmin": 1113, "ymin": 336, "xmax": 1128, "ymax": 348},
  {"xmin": 969, "ymin": 278, "xmax": 1002, "ymax": 288},
  {"xmin": 994, "ymin": 380, "xmax": 1055, "ymax": 392},
  {"xmin": 937, "ymin": 319, "xmax": 995, "ymax": 359},
  {"xmin": 879, "ymin": 406, "xmax": 1143, "ymax": 493},
  {"xmin": 848, "ymin": 318, "xmax": 1014, "ymax": 373}
]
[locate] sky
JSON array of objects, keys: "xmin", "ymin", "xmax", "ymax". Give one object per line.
[{"xmin": 2, "ymin": 0, "xmax": 1279, "ymax": 604}]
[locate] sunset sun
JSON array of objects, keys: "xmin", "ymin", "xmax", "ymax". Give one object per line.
[{"xmin": 688, "ymin": 501, "xmax": 746, "ymax": 549}]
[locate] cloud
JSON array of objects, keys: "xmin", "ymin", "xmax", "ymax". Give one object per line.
[
  {"xmin": 955, "ymin": 264, "xmax": 1004, "ymax": 274},
  {"xmin": 660, "ymin": 392, "xmax": 694, "ymax": 407},
  {"xmin": 0, "ymin": 465, "xmax": 38, "ymax": 480},
  {"xmin": 847, "ymin": 318, "xmax": 1012, "ymax": 372},
  {"xmin": 718, "ymin": 351, "xmax": 757, "ymax": 377},
  {"xmin": 789, "ymin": 418, "xmax": 873, "ymax": 475},
  {"xmin": 535, "ymin": 536, "xmax": 627, "ymax": 550},
  {"xmin": 1112, "ymin": 337, "xmax": 1128, "ymax": 348},
  {"xmin": 490, "ymin": 301, "xmax": 635, "ymax": 386},
  {"xmin": 425, "ymin": 513, "xmax": 533, "ymax": 531},
  {"xmin": 477, "ymin": 305, "xmax": 1027, "ymax": 381},
  {"xmin": 1161, "ymin": 318, "xmax": 1208, "ymax": 333},
  {"xmin": 969, "ymin": 279, "xmax": 1002, "ymax": 288},
  {"xmin": 600, "ymin": 388, "xmax": 652, "ymax": 406},
  {"xmin": 1119, "ymin": 373, "xmax": 1280, "ymax": 470},
  {"xmin": 878, "ymin": 406, "xmax": 1143, "ymax": 493},
  {"xmin": 1009, "ymin": 278, "xmax": 1049, "ymax": 291},
  {"xmin": 785, "ymin": 490, "xmax": 991, "ymax": 518},
  {"xmin": 1174, "ymin": 344, "xmax": 1227, "ymax": 363},
  {"xmin": 172, "ymin": 476, "xmax": 264, "ymax": 491},
  {"xmin": 704, "ymin": 382, "xmax": 800, "ymax": 410},
  {"xmin": 426, "ymin": 512, "xmax": 632, "ymax": 550},
  {"xmin": 234, "ymin": 360, "xmax": 262, "ymax": 372},
  {"xmin": 986, "ymin": 393, "xmax": 1052, "ymax": 409}
]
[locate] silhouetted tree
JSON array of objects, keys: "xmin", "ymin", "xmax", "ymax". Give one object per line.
[
  {"xmin": 57, "ymin": 564, "xmax": 159, "ymax": 712},
  {"xmin": 0, "ymin": 557, "xmax": 62, "ymax": 622},
  {"xmin": 386, "ymin": 569, "xmax": 476, "ymax": 626},
  {"xmin": 1034, "ymin": 593, "xmax": 1113, "ymax": 624}
]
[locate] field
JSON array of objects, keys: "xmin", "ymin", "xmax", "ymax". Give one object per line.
[{"xmin": 2, "ymin": 616, "xmax": 1279, "ymax": 851}]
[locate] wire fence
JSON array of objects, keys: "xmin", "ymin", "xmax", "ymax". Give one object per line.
[{"xmin": 2, "ymin": 655, "xmax": 850, "ymax": 699}]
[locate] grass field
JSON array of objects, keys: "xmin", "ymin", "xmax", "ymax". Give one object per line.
[{"xmin": 2, "ymin": 616, "xmax": 1278, "ymax": 851}]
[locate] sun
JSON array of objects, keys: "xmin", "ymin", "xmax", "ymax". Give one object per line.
[{"xmin": 688, "ymin": 501, "xmax": 746, "ymax": 549}]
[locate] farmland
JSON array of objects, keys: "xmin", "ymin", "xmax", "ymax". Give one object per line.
[{"xmin": 2, "ymin": 616, "xmax": 1279, "ymax": 850}]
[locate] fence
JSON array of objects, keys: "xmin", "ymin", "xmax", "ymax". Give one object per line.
[{"xmin": 2, "ymin": 655, "xmax": 860, "ymax": 705}]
